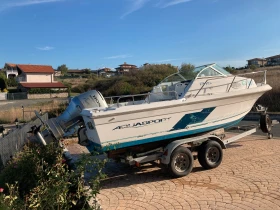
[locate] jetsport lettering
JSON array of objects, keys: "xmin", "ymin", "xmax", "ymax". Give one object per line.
[{"xmin": 113, "ymin": 117, "xmax": 171, "ymax": 130}]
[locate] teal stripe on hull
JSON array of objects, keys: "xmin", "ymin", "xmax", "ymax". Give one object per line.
[
  {"xmin": 172, "ymin": 107, "xmax": 215, "ymax": 130},
  {"xmin": 86, "ymin": 117, "xmax": 243, "ymax": 153}
]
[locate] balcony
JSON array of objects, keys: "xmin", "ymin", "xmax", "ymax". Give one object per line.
[{"xmin": 6, "ymin": 69, "xmax": 17, "ymax": 74}]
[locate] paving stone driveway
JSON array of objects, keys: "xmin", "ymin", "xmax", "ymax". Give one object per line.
[{"xmin": 92, "ymin": 135, "xmax": 280, "ymax": 210}]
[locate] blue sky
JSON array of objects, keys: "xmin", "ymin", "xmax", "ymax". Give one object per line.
[{"xmin": 0, "ymin": 0, "xmax": 279, "ymax": 70}]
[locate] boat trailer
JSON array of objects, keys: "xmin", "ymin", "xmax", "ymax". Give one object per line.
[
  {"xmin": 116, "ymin": 112, "xmax": 278, "ymax": 178},
  {"xmin": 31, "ymin": 104, "xmax": 279, "ymax": 178}
]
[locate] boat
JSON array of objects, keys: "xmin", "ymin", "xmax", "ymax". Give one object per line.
[{"xmin": 46, "ymin": 63, "xmax": 272, "ymax": 153}]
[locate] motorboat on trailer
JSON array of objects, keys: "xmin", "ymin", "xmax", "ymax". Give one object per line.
[{"xmin": 43, "ymin": 63, "xmax": 272, "ymax": 155}]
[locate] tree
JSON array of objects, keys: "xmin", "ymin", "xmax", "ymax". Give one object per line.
[
  {"xmin": 84, "ymin": 68, "xmax": 91, "ymax": 74},
  {"xmin": 57, "ymin": 64, "xmax": 68, "ymax": 76},
  {"xmin": 0, "ymin": 72, "xmax": 7, "ymax": 91},
  {"xmin": 249, "ymin": 64, "xmax": 257, "ymax": 70},
  {"xmin": 179, "ymin": 63, "xmax": 196, "ymax": 79},
  {"xmin": 224, "ymin": 65, "xmax": 237, "ymax": 74},
  {"xmin": 7, "ymin": 77, "xmax": 17, "ymax": 87}
]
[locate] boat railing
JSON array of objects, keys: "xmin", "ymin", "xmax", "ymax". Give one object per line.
[
  {"xmin": 104, "ymin": 91, "xmax": 178, "ymax": 107},
  {"xmin": 194, "ymin": 70, "xmax": 267, "ymax": 98},
  {"xmin": 104, "ymin": 70, "xmax": 267, "ymax": 103}
]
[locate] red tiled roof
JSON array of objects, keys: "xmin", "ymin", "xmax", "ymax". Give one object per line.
[
  {"xmin": 17, "ymin": 64, "xmax": 54, "ymax": 73},
  {"xmin": 6, "ymin": 63, "xmax": 17, "ymax": 67},
  {"xmin": 19, "ymin": 82, "xmax": 66, "ymax": 88},
  {"xmin": 119, "ymin": 63, "xmax": 137, "ymax": 67}
]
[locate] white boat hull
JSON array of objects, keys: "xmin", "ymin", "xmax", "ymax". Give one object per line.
[{"xmin": 81, "ymin": 85, "xmax": 271, "ymax": 151}]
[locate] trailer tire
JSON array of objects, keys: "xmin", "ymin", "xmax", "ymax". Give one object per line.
[
  {"xmin": 168, "ymin": 146, "xmax": 193, "ymax": 178},
  {"xmin": 198, "ymin": 140, "xmax": 223, "ymax": 170},
  {"xmin": 260, "ymin": 114, "xmax": 272, "ymax": 133}
]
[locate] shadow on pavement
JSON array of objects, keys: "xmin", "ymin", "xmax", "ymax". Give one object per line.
[{"xmin": 97, "ymin": 160, "xmax": 208, "ymax": 190}]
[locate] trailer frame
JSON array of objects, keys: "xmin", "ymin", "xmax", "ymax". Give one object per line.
[{"xmin": 117, "ymin": 117, "xmax": 278, "ymax": 177}]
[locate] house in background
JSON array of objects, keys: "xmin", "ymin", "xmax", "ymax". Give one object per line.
[
  {"xmin": 54, "ymin": 70, "xmax": 62, "ymax": 76},
  {"xmin": 67, "ymin": 69, "xmax": 92, "ymax": 77},
  {"xmin": 247, "ymin": 58, "xmax": 267, "ymax": 67},
  {"xmin": 246, "ymin": 54, "xmax": 280, "ymax": 67},
  {"xmin": 67, "ymin": 69, "xmax": 84, "ymax": 76},
  {"xmin": 3, "ymin": 63, "xmax": 19, "ymax": 78},
  {"xmin": 93, "ymin": 67, "xmax": 115, "ymax": 77},
  {"xmin": 143, "ymin": 63, "xmax": 150, "ymax": 67},
  {"xmin": 115, "ymin": 62, "xmax": 138, "ymax": 74},
  {"xmin": 16, "ymin": 64, "xmax": 66, "ymax": 92},
  {"xmin": 17, "ymin": 64, "xmax": 55, "ymax": 83},
  {"xmin": 266, "ymin": 54, "xmax": 280, "ymax": 66}
]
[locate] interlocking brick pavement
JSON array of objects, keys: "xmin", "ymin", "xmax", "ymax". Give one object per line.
[{"xmin": 67, "ymin": 135, "xmax": 280, "ymax": 209}]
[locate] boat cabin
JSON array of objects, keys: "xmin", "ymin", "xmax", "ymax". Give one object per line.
[
  {"xmin": 105, "ymin": 63, "xmax": 256, "ymax": 107},
  {"xmin": 149, "ymin": 63, "xmax": 233, "ymax": 102}
]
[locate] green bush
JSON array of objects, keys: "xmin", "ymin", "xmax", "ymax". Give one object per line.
[
  {"xmin": 249, "ymin": 64, "xmax": 257, "ymax": 70},
  {"xmin": 0, "ymin": 142, "xmax": 107, "ymax": 210},
  {"xmin": 0, "ymin": 72, "xmax": 7, "ymax": 91},
  {"xmin": 7, "ymin": 78, "xmax": 17, "ymax": 87},
  {"xmin": 28, "ymin": 88, "xmax": 67, "ymax": 94},
  {"xmin": 71, "ymin": 64, "xmax": 178, "ymax": 96}
]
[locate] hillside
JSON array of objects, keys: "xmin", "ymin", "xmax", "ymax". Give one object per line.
[{"xmin": 238, "ymin": 66, "xmax": 280, "ymax": 112}]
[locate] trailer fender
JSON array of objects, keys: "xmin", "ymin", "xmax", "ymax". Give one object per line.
[{"xmin": 208, "ymin": 136, "xmax": 226, "ymax": 149}]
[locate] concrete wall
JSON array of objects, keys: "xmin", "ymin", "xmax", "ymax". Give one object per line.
[
  {"xmin": 0, "ymin": 93, "xmax": 7, "ymax": 100},
  {"xmin": 26, "ymin": 73, "xmax": 54, "ymax": 83},
  {"xmin": 27, "ymin": 92, "xmax": 68, "ymax": 99}
]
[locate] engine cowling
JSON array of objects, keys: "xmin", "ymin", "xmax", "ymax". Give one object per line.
[{"xmin": 47, "ymin": 90, "xmax": 107, "ymax": 140}]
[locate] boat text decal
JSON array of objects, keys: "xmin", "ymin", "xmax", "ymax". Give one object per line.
[{"xmin": 113, "ymin": 117, "xmax": 171, "ymax": 130}]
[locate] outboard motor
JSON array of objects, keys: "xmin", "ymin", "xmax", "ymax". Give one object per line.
[{"xmin": 46, "ymin": 90, "xmax": 107, "ymax": 140}]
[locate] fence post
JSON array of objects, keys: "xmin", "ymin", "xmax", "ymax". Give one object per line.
[{"xmin": 22, "ymin": 106, "xmax": 24, "ymax": 122}]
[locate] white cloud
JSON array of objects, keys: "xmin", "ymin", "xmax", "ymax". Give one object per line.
[
  {"xmin": 121, "ymin": 0, "xmax": 192, "ymax": 18},
  {"xmin": 0, "ymin": 0, "xmax": 64, "ymax": 11},
  {"xmin": 121, "ymin": 0, "xmax": 150, "ymax": 19},
  {"xmin": 160, "ymin": 0, "xmax": 192, "ymax": 8},
  {"xmin": 104, "ymin": 54, "xmax": 132, "ymax": 59},
  {"xmin": 36, "ymin": 46, "xmax": 54, "ymax": 51}
]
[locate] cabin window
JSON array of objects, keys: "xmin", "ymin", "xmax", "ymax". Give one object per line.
[
  {"xmin": 197, "ymin": 67, "xmax": 222, "ymax": 77},
  {"xmin": 162, "ymin": 73, "xmax": 185, "ymax": 83},
  {"xmin": 212, "ymin": 64, "xmax": 231, "ymax": 75}
]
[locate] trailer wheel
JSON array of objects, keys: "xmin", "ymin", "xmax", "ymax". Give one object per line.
[
  {"xmin": 168, "ymin": 146, "xmax": 193, "ymax": 178},
  {"xmin": 198, "ymin": 140, "xmax": 223, "ymax": 170},
  {"xmin": 260, "ymin": 114, "xmax": 272, "ymax": 133}
]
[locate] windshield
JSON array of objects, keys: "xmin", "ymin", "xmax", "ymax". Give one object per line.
[
  {"xmin": 212, "ymin": 64, "xmax": 231, "ymax": 75},
  {"xmin": 158, "ymin": 63, "xmax": 230, "ymax": 85},
  {"xmin": 161, "ymin": 73, "xmax": 186, "ymax": 84}
]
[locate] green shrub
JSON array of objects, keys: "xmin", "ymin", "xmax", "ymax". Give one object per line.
[
  {"xmin": 249, "ymin": 64, "xmax": 257, "ymax": 70},
  {"xmin": 0, "ymin": 72, "xmax": 7, "ymax": 91},
  {"xmin": 0, "ymin": 142, "xmax": 107, "ymax": 210},
  {"xmin": 7, "ymin": 78, "xmax": 17, "ymax": 87},
  {"xmin": 28, "ymin": 88, "xmax": 67, "ymax": 94},
  {"xmin": 70, "ymin": 64, "xmax": 178, "ymax": 96}
]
